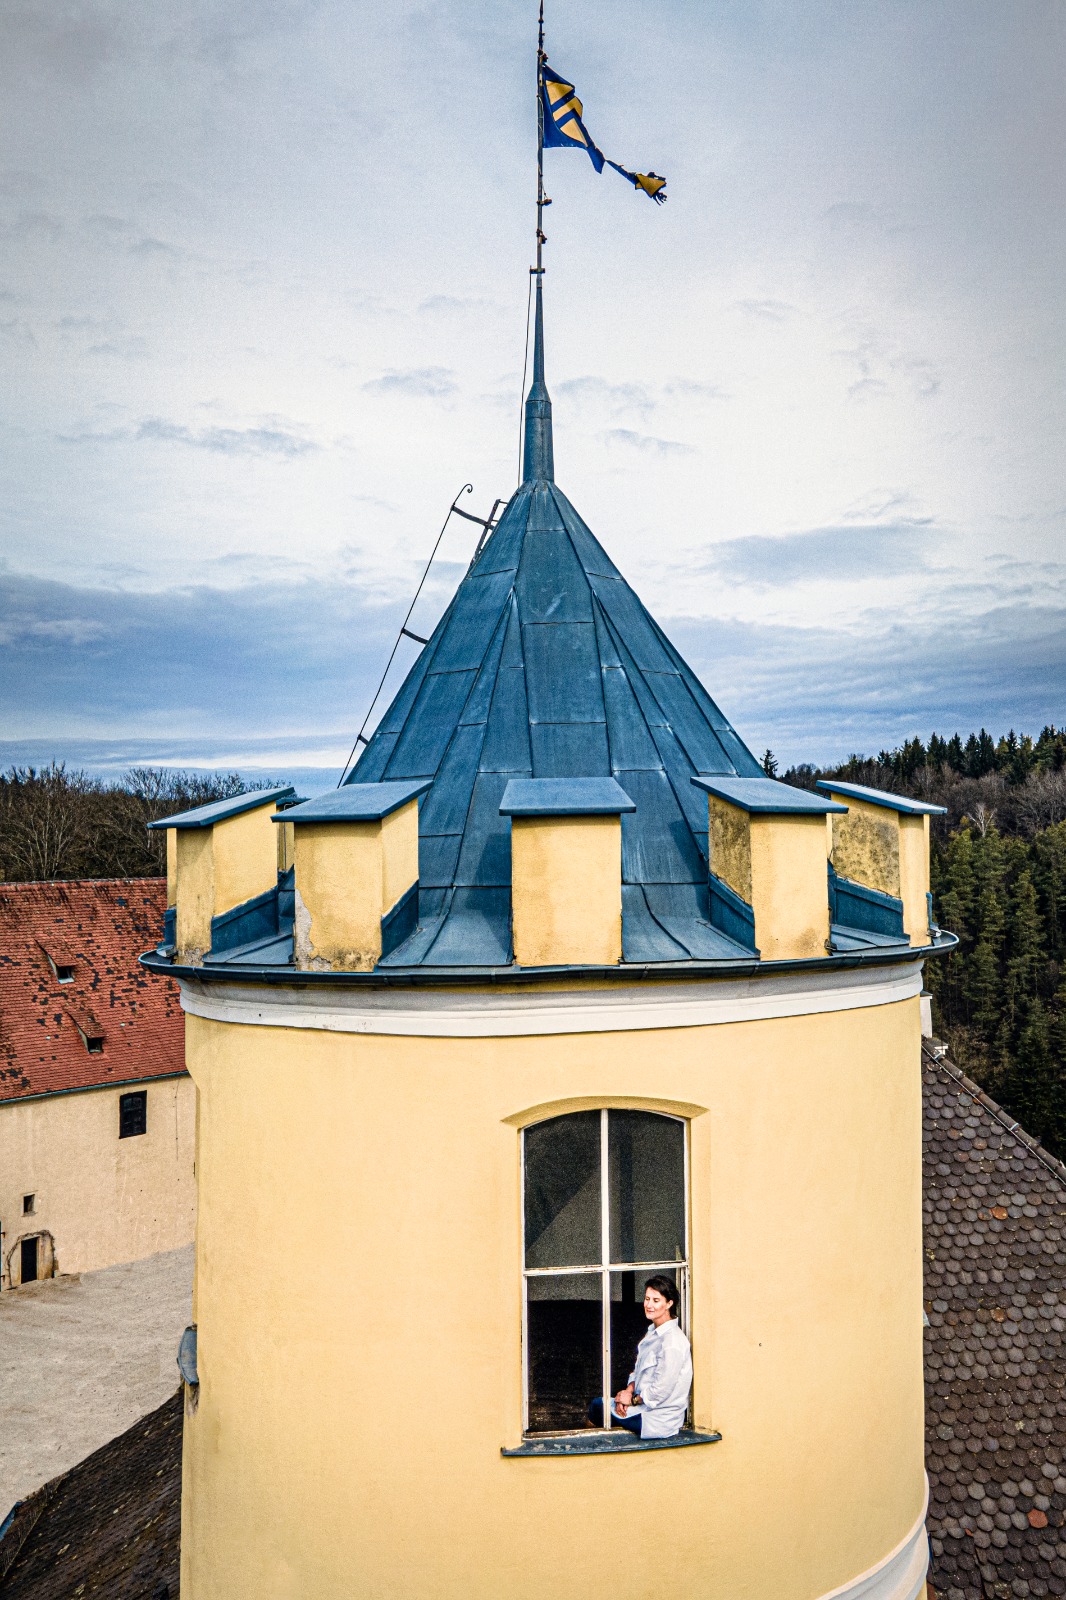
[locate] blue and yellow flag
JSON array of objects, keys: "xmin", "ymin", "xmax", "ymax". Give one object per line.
[
  {"xmin": 541, "ymin": 65, "xmax": 605, "ymax": 172},
  {"xmin": 541, "ymin": 58, "xmax": 667, "ymax": 203}
]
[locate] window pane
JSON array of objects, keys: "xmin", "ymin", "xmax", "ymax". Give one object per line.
[
  {"xmin": 526, "ymin": 1272, "xmax": 602, "ymax": 1433},
  {"xmin": 524, "ymin": 1112, "xmax": 601, "ymax": 1269},
  {"xmin": 609, "ymin": 1269, "xmax": 682, "ymax": 1396},
  {"xmin": 119, "ymin": 1090, "xmax": 147, "ymax": 1139},
  {"xmin": 608, "ymin": 1111, "xmax": 685, "ymax": 1265}
]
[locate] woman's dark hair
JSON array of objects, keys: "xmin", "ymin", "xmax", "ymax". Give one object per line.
[{"xmin": 644, "ymin": 1275, "xmax": 680, "ymax": 1318}]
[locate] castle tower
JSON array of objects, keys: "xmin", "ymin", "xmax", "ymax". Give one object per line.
[{"xmin": 152, "ymin": 281, "xmax": 950, "ymax": 1600}]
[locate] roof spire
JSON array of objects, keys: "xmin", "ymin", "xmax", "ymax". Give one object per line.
[{"xmin": 522, "ymin": 276, "xmax": 554, "ymax": 482}]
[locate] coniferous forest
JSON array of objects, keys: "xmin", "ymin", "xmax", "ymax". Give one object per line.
[
  {"xmin": 782, "ymin": 725, "xmax": 1066, "ymax": 1159},
  {"xmin": 3, "ymin": 726, "xmax": 1066, "ymax": 1156}
]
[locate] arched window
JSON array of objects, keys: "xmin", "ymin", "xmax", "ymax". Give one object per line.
[{"xmin": 522, "ymin": 1109, "xmax": 688, "ymax": 1435}]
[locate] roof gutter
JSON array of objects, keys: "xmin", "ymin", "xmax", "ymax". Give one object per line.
[{"xmin": 140, "ymin": 932, "xmax": 957, "ymax": 991}]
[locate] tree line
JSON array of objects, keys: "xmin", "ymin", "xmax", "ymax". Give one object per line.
[
  {"xmin": 4, "ymin": 728, "xmax": 1066, "ymax": 1156},
  {"xmin": 0, "ymin": 765, "xmax": 262, "ymax": 883}
]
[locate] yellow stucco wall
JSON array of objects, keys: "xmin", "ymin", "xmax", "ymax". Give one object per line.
[
  {"xmin": 829, "ymin": 795, "xmax": 901, "ymax": 899},
  {"xmin": 749, "ymin": 812, "xmax": 830, "ymax": 959},
  {"xmin": 708, "ymin": 802, "xmax": 830, "ymax": 960},
  {"xmin": 179, "ymin": 988, "xmax": 925, "ymax": 1600},
  {"xmin": 827, "ymin": 797, "xmax": 932, "ymax": 947},
  {"xmin": 511, "ymin": 815, "xmax": 622, "ymax": 966},
  {"xmin": 708, "ymin": 796, "xmax": 752, "ymax": 902},
  {"xmin": 898, "ymin": 814, "xmax": 933, "ymax": 946},
  {"xmin": 176, "ymin": 805, "xmax": 280, "ymax": 958},
  {"xmin": 293, "ymin": 799, "xmax": 419, "ymax": 971},
  {"xmin": 0, "ymin": 1075, "xmax": 196, "ymax": 1284}
]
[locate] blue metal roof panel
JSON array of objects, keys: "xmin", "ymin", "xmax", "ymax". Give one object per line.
[
  {"xmin": 458, "ymin": 606, "xmax": 510, "ymax": 728},
  {"xmin": 620, "ymin": 769, "xmax": 707, "ymax": 885},
  {"xmin": 621, "ymin": 884, "xmax": 690, "ymax": 961},
  {"xmin": 530, "ymin": 720, "xmax": 610, "ymax": 777},
  {"xmin": 587, "ymin": 575, "xmax": 679, "ymax": 675},
  {"xmin": 418, "ymin": 833, "xmax": 462, "ymax": 889},
  {"xmin": 643, "ymin": 671, "xmax": 736, "ymax": 775},
  {"xmin": 830, "ymin": 923, "xmax": 911, "ymax": 952},
  {"xmin": 500, "ymin": 777, "xmax": 635, "ymax": 816},
  {"xmin": 498, "ymin": 596, "xmax": 524, "ymax": 668},
  {"xmin": 522, "ymin": 621, "xmax": 604, "ymax": 723},
  {"xmin": 480, "ymin": 665, "xmax": 533, "ymax": 774},
  {"xmin": 454, "ymin": 772, "xmax": 513, "ymax": 886},
  {"xmin": 470, "ymin": 486, "xmax": 532, "ymax": 575},
  {"xmin": 202, "ymin": 931, "xmax": 295, "ymax": 966},
  {"xmin": 425, "ymin": 569, "xmax": 515, "ymax": 675},
  {"xmin": 692, "ymin": 775, "xmax": 848, "ymax": 814},
  {"xmin": 601, "ymin": 666, "xmax": 664, "ymax": 772},
  {"xmin": 280, "ymin": 780, "xmax": 431, "ymax": 823},
  {"xmin": 350, "ymin": 732, "xmax": 398, "ymax": 781},
  {"xmin": 417, "ymin": 886, "xmax": 512, "ymax": 965},
  {"xmin": 147, "ymin": 786, "xmax": 294, "ymax": 830},
  {"xmin": 417, "ymin": 723, "xmax": 485, "ymax": 835},
  {"xmin": 549, "ymin": 487, "xmax": 623, "ymax": 580},
  {"xmin": 816, "ymin": 779, "xmax": 947, "ymax": 816},
  {"xmin": 516, "ymin": 526, "xmax": 594, "ymax": 623},
  {"xmin": 385, "ymin": 669, "xmax": 479, "ymax": 778},
  {"xmin": 643, "ymin": 884, "xmax": 752, "ymax": 960}
]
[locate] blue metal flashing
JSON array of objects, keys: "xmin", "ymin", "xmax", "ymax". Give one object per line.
[
  {"xmin": 815, "ymin": 779, "xmax": 947, "ymax": 816},
  {"xmin": 828, "ymin": 864, "xmax": 906, "ymax": 940},
  {"xmin": 381, "ymin": 882, "xmax": 419, "ymax": 958},
  {"xmin": 499, "ymin": 777, "xmax": 635, "ymax": 817},
  {"xmin": 147, "ymin": 785, "xmax": 294, "ymax": 830},
  {"xmin": 278, "ymin": 780, "xmax": 431, "ymax": 824},
  {"xmin": 203, "ymin": 931, "xmax": 295, "ymax": 967},
  {"xmin": 829, "ymin": 923, "xmax": 909, "ymax": 952},
  {"xmin": 707, "ymin": 874, "xmax": 758, "ymax": 952},
  {"xmin": 692, "ymin": 775, "xmax": 848, "ymax": 814},
  {"xmin": 210, "ymin": 884, "xmax": 280, "ymax": 954}
]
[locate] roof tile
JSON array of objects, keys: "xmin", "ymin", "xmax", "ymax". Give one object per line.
[{"xmin": 0, "ymin": 880, "xmax": 184, "ymax": 1102}]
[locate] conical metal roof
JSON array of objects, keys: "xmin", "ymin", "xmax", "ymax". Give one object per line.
[{"xmin": 347, "ymin": 284, "xmax": 763, "ymax": 967}]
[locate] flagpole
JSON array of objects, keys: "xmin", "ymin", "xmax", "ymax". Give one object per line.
[{"xmin": 536, "ymin": 0, "xmax": 545, "ymax": 278}]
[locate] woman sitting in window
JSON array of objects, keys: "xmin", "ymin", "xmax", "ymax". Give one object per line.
[{"xmin": 588, "ymin": 1276, "xmax": 693, "ymax": 1439}]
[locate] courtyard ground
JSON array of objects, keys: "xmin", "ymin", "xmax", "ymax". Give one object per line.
[{"xmin": 0, "ymin": 1243, "xmax": 193, "ymax": 1515}]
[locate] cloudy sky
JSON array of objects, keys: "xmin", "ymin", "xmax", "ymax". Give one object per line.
[{"xmin": 2, "ymin": 0, "xmax": 1063, "ymax": 780}]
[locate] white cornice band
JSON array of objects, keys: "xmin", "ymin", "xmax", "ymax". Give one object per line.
[
  {"xmin": 816, "ymin": 1482, "xmax": 929, "ymax": 1600},
  {"xmin": 179, "ymin": 960, "xmax": 923, "ymax": 1039}
]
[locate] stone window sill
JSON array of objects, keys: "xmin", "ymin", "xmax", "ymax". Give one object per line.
[{"xmin": 501, "ymin": 1428, "xmax": 721, "ymax": 1457}]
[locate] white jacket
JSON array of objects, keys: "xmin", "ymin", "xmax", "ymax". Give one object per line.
[{"xmin": 615, "ymin": 1318, "xmax": 692, "ymax": 1439}]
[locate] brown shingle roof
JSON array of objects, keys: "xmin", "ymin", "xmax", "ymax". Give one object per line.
[
  {"xmin": 0, "ymin": 880, "xmax": 183, "ymax": 1102},
  {"xmin": 0, "ymin": 1389, "xmax": 181, "ymax": 1597},
  {"xmin": 923, "ymin": 1044, "xmax": 1066, "ymax": 1599}
]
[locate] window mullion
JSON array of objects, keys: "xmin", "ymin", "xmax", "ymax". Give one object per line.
[{"xmin": 600, "ymin": 1107, "xmax": 611, "ymax": 1430}]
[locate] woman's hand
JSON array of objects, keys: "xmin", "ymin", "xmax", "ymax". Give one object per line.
[{"xmin": 614, "ymin": 1385, "xmax": 635, "ymax": 1417}]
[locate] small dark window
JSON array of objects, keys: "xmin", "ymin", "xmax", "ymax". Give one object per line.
[
  {"xmin": 21, "ymin": 1237, "xmax": 38, "ymax": 1284},
  {"xmin": 22, "ymin": 1194, "xmax": 35, "ymax": 1215},
  {"xmin": 55, "ymin": 965, "xmax": 75, "ymax": 984},
  {"xmin": 119, "ymin": 1090, "xmax": 147, "ymax": 1139},
  {"xmin": 86, "ymin": 1036, "xmax": 104, "ymax": 1055}
]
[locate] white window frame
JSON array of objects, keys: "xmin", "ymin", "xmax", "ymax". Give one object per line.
[{"xmin": 521, "ymin": 1107, "xmax": 689, "ymax": 1436}]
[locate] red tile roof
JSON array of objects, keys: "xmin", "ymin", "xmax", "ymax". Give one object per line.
[{"xmin": 0, "ymin": 880, "xmax": 184, "ymax": 1103}]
